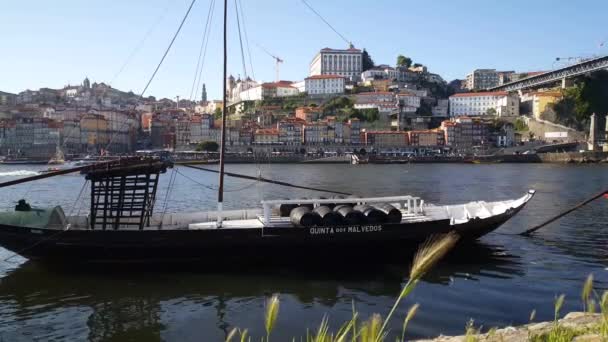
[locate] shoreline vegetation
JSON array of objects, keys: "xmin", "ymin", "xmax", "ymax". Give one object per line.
[{"xmin": 223, "ymin": 235, "xmax": 606, "ymax": 342}]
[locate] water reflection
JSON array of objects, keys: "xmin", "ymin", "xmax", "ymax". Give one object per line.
[{"xmin": 0, "ymin": 242, "xmax": 522, "ymax": 341}]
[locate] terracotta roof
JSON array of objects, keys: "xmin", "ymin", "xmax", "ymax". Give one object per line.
[
  {"xmin": 262, "ymin": 81, "xmax": 296, "ymax": 89},
  {"xmin": 450, "ymin": 91, "xmax": 508, "ymax": 98},
  {"xmin": 408, "ymin": 129, "xmax": 442, "ymax": 134},
  {"xmin": 305, "ymin": 74, "xmax": 345, "ymax": 80}
]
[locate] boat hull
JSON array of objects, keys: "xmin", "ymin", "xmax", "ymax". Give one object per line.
[{"xmin": 0, "ymin": 206, "xmax": 523, "ymax": 265}]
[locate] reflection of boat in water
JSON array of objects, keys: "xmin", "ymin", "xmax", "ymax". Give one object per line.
[{"xmin": 0, "ymin": 241, "xmax": 522, "ymax": 340}]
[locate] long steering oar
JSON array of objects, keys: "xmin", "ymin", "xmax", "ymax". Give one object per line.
[
  {"xmin": 520, "ymin": 189, "xmax": 608, "ymax": 236},
  {"xmin": 181, "ymin": 164, "xmax": 352, "ymax": 196}
]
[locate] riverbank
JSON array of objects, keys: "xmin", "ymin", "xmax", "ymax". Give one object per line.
[
  {"xmin": 212, "ymin": 151, "xmax": 608, "ymax": 164},
  {"xmin": 416, "ymin": 312, "xmax": 604, "ymax": 342}
]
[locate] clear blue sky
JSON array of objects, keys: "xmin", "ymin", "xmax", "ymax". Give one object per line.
[{"xmin": 1, "ymin": 0, "xmax": 607, "ymax": 100}]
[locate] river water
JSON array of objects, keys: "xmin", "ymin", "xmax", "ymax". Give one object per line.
[{"xmin": 0, "ymin": 163, "xmax": 607, "ymax": 341}]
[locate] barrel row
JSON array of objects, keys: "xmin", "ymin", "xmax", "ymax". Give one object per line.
[{"xmin": 286, "ymin": 202, "xmax": 402, "ymax": 228}]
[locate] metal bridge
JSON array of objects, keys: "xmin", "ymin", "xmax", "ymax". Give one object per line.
[{"xmin": 488, "ymin": 55, "xmax": 608, "ymax": 92}]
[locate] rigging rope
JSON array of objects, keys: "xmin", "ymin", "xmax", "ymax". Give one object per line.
[
  {"xmin": 110, "ymin": 0, "xmax": 174, "ymax": 86},
  {"xmin": 176, "ymin": 167, "xmax": 259, "ymax": 192},
  {"xmin": 237, "ymin": 0, "xmax": 255, "ymax": 80},
  {"xmin": 104, "ymin": 0, "xmax": 197, "ymax": 152},
  {"xmin": 234, "ymin": 0, "xmax": 248, "ymax": 79},
  {"xmin": 182, "ymin": 164, "xmax": 352, "ymax": 195},
  {"xmin": 193, "ymin": 0, "xmax": 216, "ymax": 103},
  {"xmin": 300, "ymin": 0, "xmax": 350, "ymax": 45},
  {"xmin": 158, "ymin": 168, "xmax": 179, "ymax": 228},
  {"xmin": 189, "ymin": 0, "xmax": 216, "ymax": 102}
]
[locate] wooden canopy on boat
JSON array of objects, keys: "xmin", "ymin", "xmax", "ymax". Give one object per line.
[{"xmin": 82, "ymin": 158, "xmax": 172, "ymax": 230}]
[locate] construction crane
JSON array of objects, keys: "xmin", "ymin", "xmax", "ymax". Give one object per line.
[{"xmin": 257, "ymin": 44, "xmax": 283, "ymax": 82}]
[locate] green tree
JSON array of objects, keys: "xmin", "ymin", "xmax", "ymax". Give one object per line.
[
  {"xmin": 486, "ymin": 108, "xmax": 497, "ymax": 116},
  {"xmin": 396, "ymin": 55, "xmax": 412, "ymax": 68},
  {"xmin": 214, "ymin": 107, "xmax": 222, "ymax": 119},
  {"xmin": 514, "ymin": 118, "xmax": 529, "ymax": 131},
  {"xmin": 362, "ymin": 49, "xmax": 375, "ymax": 72},
  {"xmin": 196, "ymin": 141, "xmax": 219, "ymax": 152}
]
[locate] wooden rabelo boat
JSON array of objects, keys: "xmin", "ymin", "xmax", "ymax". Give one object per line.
[
  {"xmin": 0, "ymin": 155, "xmax": 535, "ymax": 265},
  {"xmin": 0, "ymin": 0, "xmax": 536, "ymax": 266}
]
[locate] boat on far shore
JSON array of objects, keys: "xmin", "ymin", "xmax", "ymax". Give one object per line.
[{"xmin": 0, "ymin": 157, "xmax": 49, "ymax": 165}]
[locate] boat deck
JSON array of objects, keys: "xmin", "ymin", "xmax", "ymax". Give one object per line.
[{"xmin": 59, "ymin": 191, "xmax": 535, "ymax": 231}]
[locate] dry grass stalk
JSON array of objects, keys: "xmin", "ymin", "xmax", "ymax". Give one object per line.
[
  {"xmin": 410, "ymin": 231, "xmax": 460, "ymax": 281},
  {"xmin": 265, "ymin": 294, "xmax": 280, "ymax": 341},
  {"xmin": 378, "ymin": 232, "xmax": 459, "ymax": 341},
  {"xmin": 401, "ymin": 303, "xmax": 419, "ymax": 342},
  {"xmin": 582, "ymin": 274, "xmax": 594, "ymax": 312}
]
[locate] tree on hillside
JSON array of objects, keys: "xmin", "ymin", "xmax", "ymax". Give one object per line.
[
  {"xmin": 396, "ymin": 55, "xmax": 412, "ymax": 68},
  {"xmin": 214, "ymin": 107, "xmax": 222, "ymax": 119},
  {"xmin": 196, "ymin": 141, "xmax": 219, "ymax": 152},
  {"xmin": 362, "ymin": 49, "xmax": 375, "ymax": 71},
  {"xmin": 547, "ymin": 70, "xmax": 608, "ymax": 130}
]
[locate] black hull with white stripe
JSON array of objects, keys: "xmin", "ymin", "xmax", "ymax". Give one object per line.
[{"xmin": 0, "ymin": 190, "xmax": 535, "ymax": 266}]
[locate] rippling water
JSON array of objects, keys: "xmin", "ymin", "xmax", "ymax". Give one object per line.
[{"xmin": 0, "ymin": 163, "xmax": 607, "ymax": 341}]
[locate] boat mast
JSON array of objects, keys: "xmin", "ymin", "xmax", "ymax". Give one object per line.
[{"xmin": 217, "ymin": 0, "xmax": 228, "ymax": 228}]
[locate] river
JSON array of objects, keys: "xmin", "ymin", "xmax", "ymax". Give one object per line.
[{"xmin": 0, "ymin": 163, "xmax": 607, "ymax": 341}]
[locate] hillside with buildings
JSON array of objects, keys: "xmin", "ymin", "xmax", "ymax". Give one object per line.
[{"xmin": 1, "ymin": 44, "xmax": 601, "ymax": 160}]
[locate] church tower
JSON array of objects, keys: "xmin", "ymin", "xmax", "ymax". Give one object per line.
[
  {"xmin": 83, "ymin": 77, "xmax": 91, "ymax": 89},
  {"xmin": 201, "ymin": 83, "xmax": 208, "ymax": 103}
]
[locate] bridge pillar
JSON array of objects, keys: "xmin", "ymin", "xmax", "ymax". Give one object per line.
[{"xmin": 561, "ymin": 78, "xmax": 573, "ymax": 89}]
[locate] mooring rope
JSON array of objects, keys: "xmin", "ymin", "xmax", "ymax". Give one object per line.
[{"xmin": 519, "ymin": 189, "xmax": 608, "ymax": 236}]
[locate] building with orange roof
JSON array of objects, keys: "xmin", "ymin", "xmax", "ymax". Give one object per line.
[
  {"xmin": 295, "ymin": 106, "xmax": 322, "ymax": 122},
  {"xmin": 254, "ymin": 128, "xmax": 279, "ymax": 144},
  {"xmin": 362, "ymin": 130, "xmax": 409, "ymax": 147},
  {"xmin": 407, "ymin": 129, "xmax": 445, "ymax": 147},
  {"xmin": 277, "ymin": 118, "xmax": 304, "ymax": 145},
  {"xmin": 440, "ymin": 116, "xmax": 490, "ymax": 147}
]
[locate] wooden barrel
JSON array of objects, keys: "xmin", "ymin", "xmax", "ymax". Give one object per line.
[
  {"xmin": 334, "ymin": 205, "xmax": 367, "ymax": 225},
  {"xmin": 313, "ymin": 206, "xmax": 343, "ymax": 225},
  {"xmin": 290, "ymin": 206, "xmax": 321, "ymax": 227},
  {"xmin": 298, "ymin": 197, "xmax": 314, "ymax": 210},
  {"xmin": 318, "ymin": 196, "xmax": 335, "ymax": 209},
  {"xmin": 279, "ymin": 201, "xmax": 298, "ymax": 217},
  {"xmin": 376, "ymin": 203, "xmax": 402, "ymax": 223},
  {"xmin": 354, "ymin": 204, "xmax": 387, "ymax": 224}
]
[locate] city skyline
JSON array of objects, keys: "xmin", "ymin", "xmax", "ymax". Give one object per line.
[{"xmin": 1, "ymin": 0, "xmax": 607, "ymax": 100}]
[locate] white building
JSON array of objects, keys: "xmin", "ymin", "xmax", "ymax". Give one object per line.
[
  {"xmin": 237, "ymin": 82, "xmax": 298, "ymax": 101},
  {"xmin": 291, "ymin": 80, "xmax": 306, "ymax": 93},
  {"xmin": 310, "ymin": 45, "xmax": 363, "ymax": 81},
  {"xmin": 304, "ymin": 75, "xmax": 345, "ymax": 95},
  {"xmin": 449, "ymin": 91, "xmax": 520, "ymax": 117}
]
